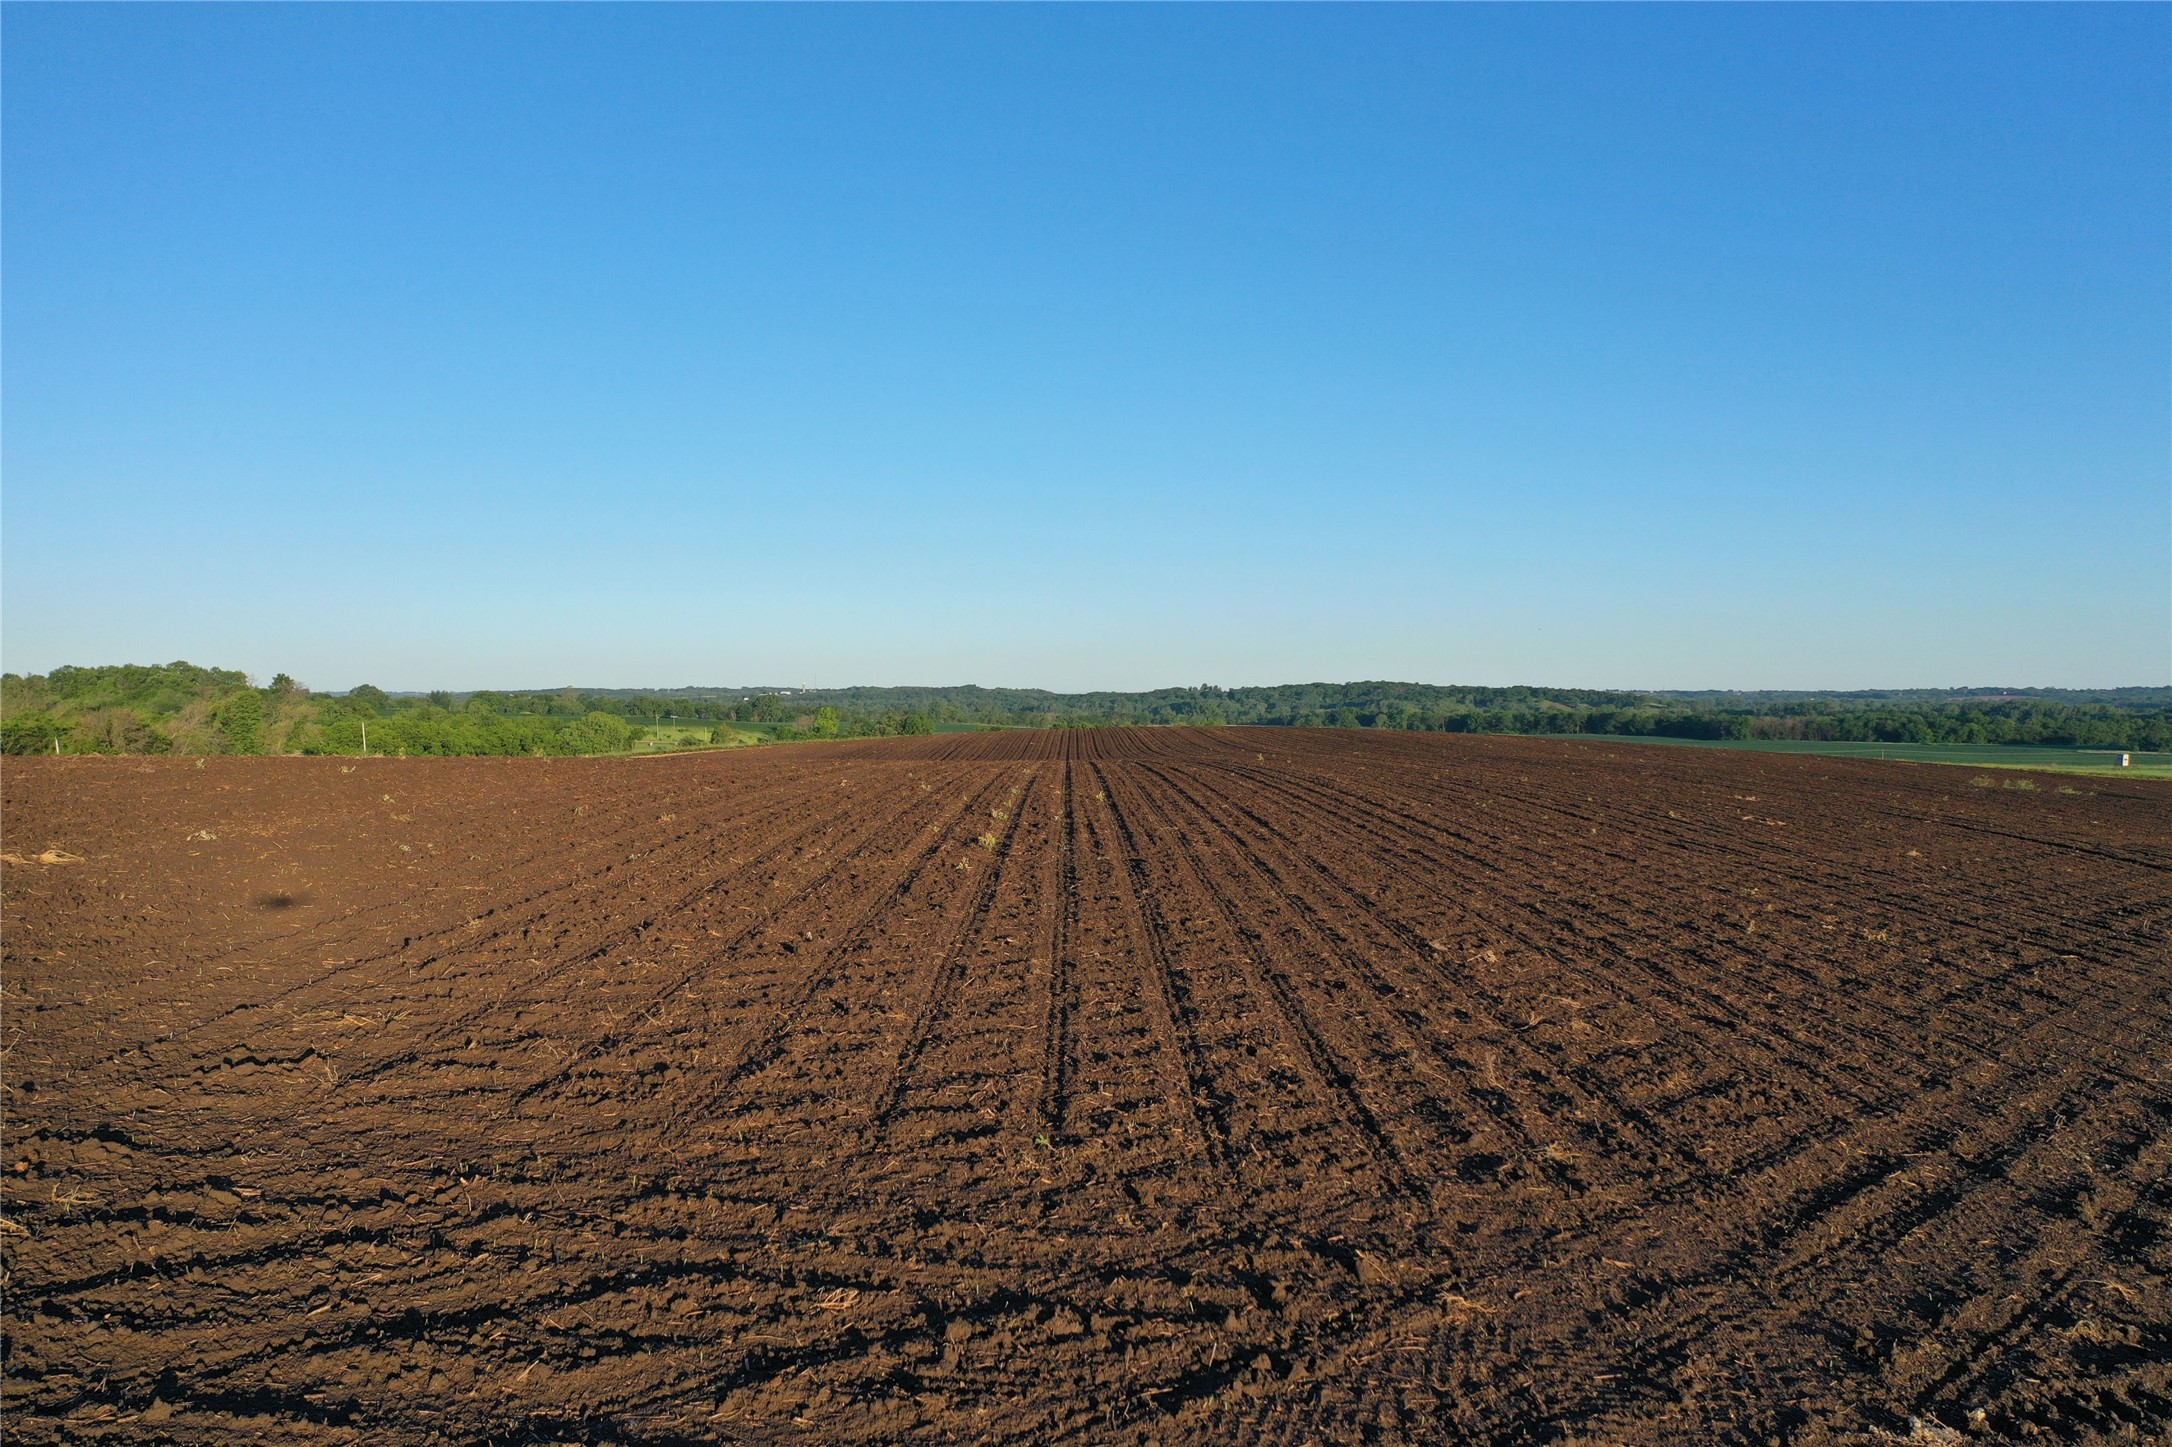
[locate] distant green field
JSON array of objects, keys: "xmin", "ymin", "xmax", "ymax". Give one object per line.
[
  {"xmin": 626, "ymin": 721, "xmax": 763, "ymax": 752},
  {"xmin": 629, "ymin": 719, "xmax": 968, "ymax": 754},
  {"xmin": 1552, "ymin": 733, "xmax": 2172, "ymax": 778}
]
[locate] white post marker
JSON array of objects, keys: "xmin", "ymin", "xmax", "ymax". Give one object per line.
[
  {"xmin": 361, "ymin": 719, "xmax": 369, "ymax": 757},
  {"xmin": 2120, "ymin": 753, "xmax": 2130, "ymax": 768}
]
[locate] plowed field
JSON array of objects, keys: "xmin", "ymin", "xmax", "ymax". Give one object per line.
[{"xmin": 5, "ymin": 728, "xmax": 2168, "ymax": 1445}]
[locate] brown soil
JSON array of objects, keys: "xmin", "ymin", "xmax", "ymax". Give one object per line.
[{"xmin": 4, "ymin": 728, "xmax": 2167, "ymax": 1445}]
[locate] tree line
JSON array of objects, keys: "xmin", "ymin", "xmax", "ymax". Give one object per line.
[
  {"xmin": 564, "ymin": 680, "xmax": 2172, "ymax": 749},
  {"xmin": 4, "ymin": 664, "xmax": 2166, "ymax": 756},
  {"xmin": 0, "ymin": 664, "xmax": 644, "ymax": 757}
]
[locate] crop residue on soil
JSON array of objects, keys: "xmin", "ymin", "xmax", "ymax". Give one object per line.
[{"xmin": 4, "ymin": 728, "xmax": 2168, "ymax": 1444}]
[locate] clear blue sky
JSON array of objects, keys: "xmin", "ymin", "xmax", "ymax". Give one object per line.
[{"xmin": 5, "ymin": 4, "xmax": 2166, "ymax": 692}]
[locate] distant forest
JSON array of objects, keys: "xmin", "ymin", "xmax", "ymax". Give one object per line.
[{"xmin": 3, "ymin": 663, "xmax": 2167, "ymax": 756}]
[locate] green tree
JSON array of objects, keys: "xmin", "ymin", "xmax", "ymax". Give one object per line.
[
  {"xmin": 1, "ymin": 714, "xmax": 65, "ymax": 754},
  {"xmin": 562, "ymin": 711, "xmax": 635, "ymax": 755},
  {"xmin": 214, "ymin": 691, "xmax": 265, "ymax": 754},
  {"xmin": 347, "ymin": 684, "xmax": 391, "ymax": 714},
  {"xmin": 75, "ymin": 708, "xmax": 166, "ymax": 754}
]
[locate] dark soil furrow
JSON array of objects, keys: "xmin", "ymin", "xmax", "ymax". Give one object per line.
[
  {"xmin": 1081, "ymin": 762, "xmax": 1233, "ymax": 1177},
  {"xmin": 628, "ymin": 767, "xmax": 1028, "ymax": 1134},
  {"xmin": 860, "ymin": 771, "xmax": 1043, "ymax": 1144},
  {"xmin": 7, "ymin": 730, "xmax": 2164, "ymax": 1447}
]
